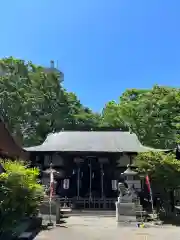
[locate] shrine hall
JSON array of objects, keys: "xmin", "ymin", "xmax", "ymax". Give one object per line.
[{"xmin": 25, "ymin": 131, "xmax": 165, "ymax": 209}]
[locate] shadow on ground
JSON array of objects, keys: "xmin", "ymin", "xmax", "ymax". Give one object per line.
[
  {"xmin": 27, "ymin": 223, "xmax": 67, "ymax": 240},
  {"xmin": 162, "ymin": 219, "xmax": 180, "ymax": 226}
]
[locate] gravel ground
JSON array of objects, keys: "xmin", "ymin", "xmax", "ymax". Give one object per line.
[{"xmin": 35, "ymin": 216, "xmax": 180, "ymax": 240}]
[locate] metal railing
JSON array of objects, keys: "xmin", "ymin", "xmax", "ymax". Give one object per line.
[{"xmin": 58, "ymin": 197, "xmax": 116, "ymax": 210}]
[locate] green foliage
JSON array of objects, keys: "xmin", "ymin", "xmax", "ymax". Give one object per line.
[
  {"xmin": 64, "ymin": 92, "xmax": 102, "ymax": 130},
  {"xmin": 135, "ymin": 152, "xmax": 180, "ymax": 189},
  {"xmin": 120, "ymin": 86, "xmax": 180, "ymax": 148},
  {"xmin": 0, "ymin": 57, "xmax": 179, "ymax": 150},
  {"xmin": 100, "ymin": 86, "xmax": 180, "ymax": 149},
  {"xmin": 0, "ymin": 57, "xmax": 100, "ymax": 146},
  {"xmin": 0, "ymin": 160, "xmax": 44, "ymax": 233},
  {"xmin": 100, "ymin": 101, "xmax": 128, "ymax": 130}
]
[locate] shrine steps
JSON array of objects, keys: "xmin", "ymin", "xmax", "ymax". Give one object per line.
[{"xmin": 65, "ymin": 210, "xmax": 116, "ymax": 217}]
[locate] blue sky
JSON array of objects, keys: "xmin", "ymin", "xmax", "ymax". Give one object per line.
[{"xmin": 0, "ymin": 0, "xmax": 180, "ymax": 111}]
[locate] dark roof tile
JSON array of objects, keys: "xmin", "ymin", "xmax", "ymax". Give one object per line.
[{"xmin": 24, "ymin": 131, "xmax": 167, "ymax": 153}]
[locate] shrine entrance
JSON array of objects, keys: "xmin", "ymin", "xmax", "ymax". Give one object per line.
[
  {"xmin": 80, "ymin": 157, "xmax": 101, "ymax": 198},
  {"xmin": 53, "ymin": 155, "xmax": 120, "ymax": 210}
]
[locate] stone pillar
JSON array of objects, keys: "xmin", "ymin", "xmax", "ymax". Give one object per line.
[{"xmin": 56, "ymin": 201, "xmax": 61, "ymax": 224}]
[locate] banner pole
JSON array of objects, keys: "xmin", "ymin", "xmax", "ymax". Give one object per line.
[
  {"xmin": 150, "ymin": 189, "xmax": 155, "ymax": 217},
  {"xmin": 48, "ymin": 163, "xmax": 53, "ymax": 226},
  {"xmin": 146, "ymin": 175, "xmax": 155, "ymax": 217},
  {"xmin": 49, "ymin": 198, "xmax": 52, "ymax": 224}
]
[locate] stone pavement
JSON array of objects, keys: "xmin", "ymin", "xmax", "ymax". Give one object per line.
[{"xmin": 35, "ymin": 216, "xmax": 180, "ymax": 240}]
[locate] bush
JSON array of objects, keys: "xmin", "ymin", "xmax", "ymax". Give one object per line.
[
  {"xmin": 0, "ymin": 160, "xmax": 44, "ymax": 233},
  {"xmin": 135, "ymin": 151, "xmax": 180, "ymax": 190}
]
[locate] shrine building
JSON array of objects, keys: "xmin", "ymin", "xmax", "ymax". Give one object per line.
[{"xmin": 25, "ymin": 131, "xmax": 165, "ymax": 209}]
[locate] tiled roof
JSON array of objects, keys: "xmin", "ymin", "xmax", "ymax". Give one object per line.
[{"xmin": 24, "ymin": 131, "xmax": 167, "ymax": 153}]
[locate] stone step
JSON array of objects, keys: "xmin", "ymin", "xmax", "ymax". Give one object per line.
[
  {"xmin": 135, "ymin": 206, "xmax": 143, "ymax": 211},
  {"xmin": 67, "ymin": 210, "xmax": 116, "ymax": 217},
  {"xmin": 18, "ymin": 231, "xmax": 33, "ymax": 239}
]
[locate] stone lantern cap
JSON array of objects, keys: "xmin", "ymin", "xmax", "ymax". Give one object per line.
[
  {"xmin": 122, "ymin": 165, "xmax": 137, "ymax": 176},
  {"xmin": 43, "ymin": 168, "xmax": 59, "ymax": 174},
  {"xmin": 42, "ymin": 168, "xmax": 65, "ymax": 178}
]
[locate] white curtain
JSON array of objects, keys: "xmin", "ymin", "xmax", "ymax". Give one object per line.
[
  {"xmin": 63, "ymin": 179, "xmax": 70, "ymax": 189},
  {"xmin": 111, "ymin": 180, "xmax": 118, "ymax": 190}
]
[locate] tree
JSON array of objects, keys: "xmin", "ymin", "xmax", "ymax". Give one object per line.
[
  {"xmin": 120, "ymin": 86, "xmax": 180, "ymax": 149},
  {"xmin": 100, "ymin": 86, "xmax": 180, "ymax": 148},
  {"xmin": 135, "ymin": 151, "xmax": 180, "ymax": 190},
  {"xmin": 100, "ymin": 101, "xmax": 128, "ymax": 130},
  {"xmin": 0, "ymin": 57, "xmax": 179, "ymax": 150},
  {"xmin": 64, "ymin": 92, "xmax": 101, "ymax": 130},
  {"xmin": 0, "ymin": 57, "xmax": 101, "ymax": 146},
  {"xmin": 0, "ymin": 160, "xmax": 44, "ymax": 235}
]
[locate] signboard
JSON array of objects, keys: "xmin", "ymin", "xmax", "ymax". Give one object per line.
[
  {"xmin": 98, "ymin": 157, "xmax": 108, "ymax": 163},
  {"xmin": 44, "ymin": 154, "xmax": 64, "ymax": 166},
  {"xmin": 116, "ymin": 154, "xmax": 130, "ymax": 167},
  {"xmin": 52, "ymin": 154, "xmax": 64, "ymax": 166},
  {"xmin": 44, "ymin": 155, "xmax": 51, "ymax": 167}
]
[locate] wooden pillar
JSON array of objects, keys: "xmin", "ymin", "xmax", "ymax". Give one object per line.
[
  {"xmin": 89, "ymin": 158, "xmax": 92, "ymax": 200},
  {"xmin": 99, "ymin": 163, "xmax": 103, "ymax": 199},
  {"xmin": 77, "ymin": 167, "xmax": 80, "ymax": 199},
  {"xmin": 99, "ymin": 158, "xmax": 108, "ymax": 199},
  {"xmin": 74, "ymin": 157, "xmax": 84, "ymax": 199}
]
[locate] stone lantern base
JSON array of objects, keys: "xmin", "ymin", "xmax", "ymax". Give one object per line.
[{"xmin": 115, "ymin": 201, "xmax": 137, "ymax": 222}]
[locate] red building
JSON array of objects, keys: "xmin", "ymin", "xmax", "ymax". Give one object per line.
[{"xmin": 0, "ymin": 116, "xmax": 28, "ymax": 160}]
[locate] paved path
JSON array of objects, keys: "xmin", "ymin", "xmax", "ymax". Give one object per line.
[{"xmin": 35, "ymin": 216, "xmax": 180, "ymax": 240}]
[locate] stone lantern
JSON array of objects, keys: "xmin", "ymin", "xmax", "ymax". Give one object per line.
[
  {"xmin": 43, "ymin": 167, "xmax": 65, "ymax": 178},
  {"xmin": 121, "ymin": 165, "xmax": 141, "ymax": 191},
  {"xmin": 42, "ymin": 164, "xmax": 64, "ymax": 194}
]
